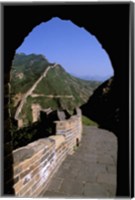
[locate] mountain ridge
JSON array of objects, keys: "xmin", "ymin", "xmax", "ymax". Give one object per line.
[{"xmin": 10, "ymin": 53, "xmax": 101, "ymax": 127}]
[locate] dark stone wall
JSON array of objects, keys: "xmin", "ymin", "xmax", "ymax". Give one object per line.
[{"xmin": 3, "ymin": 3, "xmax": 131, "ymax": 197}]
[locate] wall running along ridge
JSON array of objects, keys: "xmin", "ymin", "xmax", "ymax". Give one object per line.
[{"xmin": 11, "ymin": 110, "xmax": 82, "ymax": 197}]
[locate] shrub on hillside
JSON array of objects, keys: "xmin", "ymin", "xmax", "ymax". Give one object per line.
[{"xmin": 82, "ymin": 115, "xmax": 97, "ymax": 126}]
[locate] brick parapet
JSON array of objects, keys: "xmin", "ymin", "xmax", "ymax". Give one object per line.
[
  {"xmin": 55, "ymin": 114, "xmax": 82, "ymax": 154},
  {"xmin": 10, "ymin": 109, "xmax": 82, "ymax": 197}
]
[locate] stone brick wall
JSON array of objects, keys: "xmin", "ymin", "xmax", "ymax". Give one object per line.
[
  {"xmin": 11, "ymin": 110, "xmax": 82, "ymax": 197},
  {"xmin": 31, "ymin": 103, "xmax": 41, "ymax": 123},
  {"xmin": 55, "ymin": 112, "xmax": 82, "ymax": 154}
]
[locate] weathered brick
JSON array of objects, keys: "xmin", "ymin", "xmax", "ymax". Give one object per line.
[
  {"xmin": 40, "ymin": 153, "xmax": 50, "ymax": 163},
  {"xmin": 19, "ymin": 179, "xmax": 34, "ymax": 196},
  {"xmin": 23, "ymin": 189, "xmax": 31, "ymax": 197},
  {"xmin": 41, "ymin": 160, "xmax": 47, "ymax": 168},
  {"xmin": 47, "ymin": 153, "xmax": 55, "ymax": 162},
  {"xmin": 14, "ymin": 180, "xmax": 23, "ymax": 192},
  {"xmin": 20, "ymin": 168, "xmax": 31, "ymax": 179},
  {"xmin": 42, "ymin": 148, "xmax": 50, "ymax": 155},
  {"xmin": 20, "ymin": 158, "xmax": 32, "ymax": 169},
  {"xmin": 13, "ymin": 164, "xmax": 22, "ymax": 176},
  {"xmin": 56, "ymin": 130, "xmax": 65, "ymax": 134},
  {"xmin": 39, "ymin": 183, "xmax": 49, "ymax": 195},
  {"xmin": 28, "ymin": 139, "xmax": 49, "ymax": 153},
  {"xmin": 30, "ymin": 161, "xmax": 39, "ymax": 171},
  {"xmin": 33, "ymin": 183, "xmax": 46, "ymax": 197},
  {"xmin": 11, "ymin": 113, "xmax": 82, "ymax": 196},
  {"xmin": 31, "ymin": 181, "xmax": 40, "ymax": 193},
  {"xmin": 31, "ymin": 152, "xmax": 42, "ymax": 163},
  {"xmin": 23, "ymin": 173, "xmax": 32, "ymax": 185},
  {"xmin": 14, "ymin": 176, "xmax": 19, "ymax": 184},
  {"xmin": 32, "ymin": 167, "xmax": 39, "ymax": 178},
  {"xmin": 34, "ymin": 174, "xmax": 40, "ymax": 182},
  {"xmin": 13, "ymin": 147, "xmax": 34, "ymax": 164}
]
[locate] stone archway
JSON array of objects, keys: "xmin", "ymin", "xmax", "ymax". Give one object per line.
[{"xmin": 3, "ymin": 3, "xmax": 130, "ymax": 196}]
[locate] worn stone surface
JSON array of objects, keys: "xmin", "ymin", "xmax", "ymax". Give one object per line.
[
  {"xmin": 28, "ymin": 138, "xmax": 53, "ymax": 152},
  {"xmin": 43, "ymin": 125, "xmax": 117, "ymax": 198},
  {"xmin": 47, "ymin": 177, "xmax": 64, "ymax": 192},
  {"xmin": 49, "ymin": 135, "xmax": 65, "ymax": 150},
  {"xmin": 12, "ymin": 113, "xmax": 82, "ymax": 197},
  {"xmin": 13, "ymin": 147, "xmax": 34, "ymax": 164}
]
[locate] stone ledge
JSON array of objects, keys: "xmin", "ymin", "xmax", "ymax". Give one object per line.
[
  {"xmin": 13, "ymin": 147, "xmax": 34, "ymax": 164},
  {"xmin": 13, "ymin": 138, "xmax": 54, "ymax": 164},
  {"xmin": 49, "ymin": 135, "xmax": 66, "ymax": 150},
  {"xmin": 28, "ymin": 138, "xmax": 54, "ymax": 152},
  {"xmin": 54, "ymin": 112, "xmax": 81, "ymax": 124}
]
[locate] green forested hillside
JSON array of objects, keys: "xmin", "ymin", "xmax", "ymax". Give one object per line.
[
  {"xmin": 10, "ymin": 53, "xmax": 101, "ymax": 127},
  {"xmin": 11, "ymin": 53, "xmax": 51, "ymax": 94}
]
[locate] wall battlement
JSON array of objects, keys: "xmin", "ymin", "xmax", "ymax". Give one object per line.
[{"xmin": 11, "ymin": 109, "xmax": 82, "ymax": 197}]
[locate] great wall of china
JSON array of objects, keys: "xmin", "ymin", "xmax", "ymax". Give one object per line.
[
  {"xmin": 14, "ymin": 64, "xmax": 58, "ymax": 122},
  {"xmin": 11, "ymin": 108, "xmax": 82, "ymax": 197}
]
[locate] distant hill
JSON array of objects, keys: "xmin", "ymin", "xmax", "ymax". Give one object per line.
[{"xmin": 10, "ymin": 53, "xmax": 101, "ymax": 127}]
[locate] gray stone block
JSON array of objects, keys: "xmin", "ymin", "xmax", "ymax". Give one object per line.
[
  {"xmin": 83, "ymin": 182, "xmax": 109, "ymax": 197},
  {"xmin": 47, "ymin": 177, "xmax": 64, "ymax": 192},
  {"xmin": 97, "ymin": 173, "xmax": 116, "ymax": 185},
  {"xmin": 59, "ymin": 179, "xmax": 83, "ymax": 196}
]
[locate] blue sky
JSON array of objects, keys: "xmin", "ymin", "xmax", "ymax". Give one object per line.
[{"xmin": 16, "ymin": 17, "xmax": 113, "ymax": 80}]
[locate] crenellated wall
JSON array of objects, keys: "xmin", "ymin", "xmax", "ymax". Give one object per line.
[
  {"xmin": 55, "ymin": 113, "xmax": 82, "ymax": 154},
  {"xmin": 11, "ymin": 111, "xmax": 82, "ymax": 197}
]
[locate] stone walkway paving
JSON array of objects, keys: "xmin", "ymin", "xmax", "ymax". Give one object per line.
[{"xmin": 43, "ymin": 126, "xmax": 117, "ymax": 198}]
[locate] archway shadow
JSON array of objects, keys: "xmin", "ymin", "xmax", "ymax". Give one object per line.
[
  {"xmin": 3, "ymin": 3, "xmax": 130, "ymax": 197},
  {"xmin": 80, "ymin": 77, "xmax": 129, "ymax": 197}
]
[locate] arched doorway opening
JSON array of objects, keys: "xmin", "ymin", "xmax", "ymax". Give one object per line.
[
  {"xmin": 9, "ymin": 17, "xmax": 114, "ymax": 154},
  {"xmin": 10, "ymin": 17, "xmax": 114, "ymax": 131},
  {"xmin": 3, "ymin": 4, "xmax": 130, "ymax": 197}
]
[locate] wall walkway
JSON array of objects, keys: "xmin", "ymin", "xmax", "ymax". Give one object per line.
[
  {"xmin": 43, "ymin": 126, "xmax": 117, "ymax": 198},
  {"xmin": 12, "ymin": 110, "xmax": 82, "ymax": 197}
]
